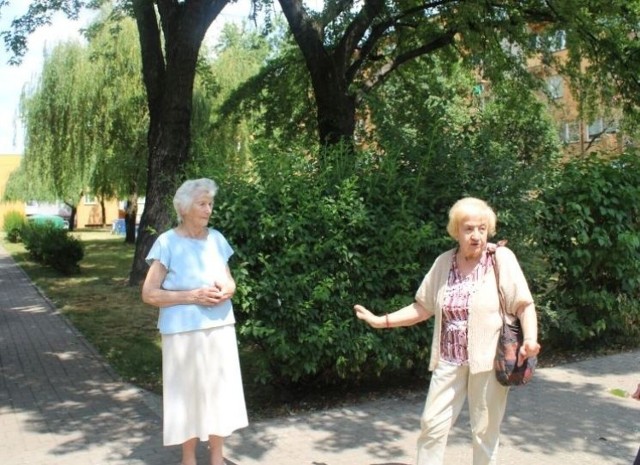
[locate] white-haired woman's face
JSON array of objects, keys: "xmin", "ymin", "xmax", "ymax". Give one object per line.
[
  {"xmin": 182, "ymin": 192, "xmax": 214, "ymax": 227},
  {"xmin": 456, "ymin": 210, "xmax": 488, "ymax": 260}
]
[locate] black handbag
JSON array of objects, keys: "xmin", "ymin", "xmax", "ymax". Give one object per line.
[{"xmin": 490, "ymin": 243, "xmax": 536, "ymax": 387}]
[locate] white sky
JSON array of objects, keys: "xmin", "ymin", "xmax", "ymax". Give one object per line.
[{"xmin": 0, "ymin": 1, "xmax": 253, "ymax": 155}]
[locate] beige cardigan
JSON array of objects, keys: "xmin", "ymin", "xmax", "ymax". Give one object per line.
[{"xmin": 415, "ymin": 245, "xmax": 534, "ymax": 374}]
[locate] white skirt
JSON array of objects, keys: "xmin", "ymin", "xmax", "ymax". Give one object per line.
[{"xmin": 162, "ymin": 324, "xmax": 249, "ymax": 446}]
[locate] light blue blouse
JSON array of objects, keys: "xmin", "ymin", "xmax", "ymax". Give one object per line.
[{"xmin": 145, "ymin": 228, "xmax": 236, "ymax": 334}]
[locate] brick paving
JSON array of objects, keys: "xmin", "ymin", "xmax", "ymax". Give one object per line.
[{"xmin": 0, "ymin": 243, "xmax": 638, "ymax": 465}]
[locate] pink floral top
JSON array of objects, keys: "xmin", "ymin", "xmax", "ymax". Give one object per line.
[{"xmin": 440, "ymin": 249, "xmax": 493, "ymax": 365}]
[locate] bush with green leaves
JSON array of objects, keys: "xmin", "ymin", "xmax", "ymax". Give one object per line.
[
  {"xmin": 205, "ymin": 69, "xmax": 563, "ymax": 388},
  {"xmin": 214, "ymin": 135, "xmax": 558, "ymax": 388},
  {"xmin": 214, "ymin": 144, "xmax": 442, "ymax": 387},
  {"xmin": 22, "ymin": 223, "xmax": 84, "ymax": 274},
  {"xmin": 3, "ymin": 211, "xmax": 26, "ymax": 243},
  {"xmin": 538, "ymin": 151, "xmax": 640, "ymax": 348}
]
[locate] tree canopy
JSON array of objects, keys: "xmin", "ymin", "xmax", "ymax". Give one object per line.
[
  {"xmin": 3, "ymin": 0, "xmax": 640, "ymax": 282},
  {"xmin": 261, "ymin": 0, "xmax": 640, "ymax": 151},
  {"xmin": 3, "ymin": 0, "xmax": 232, "ymax": 282}
]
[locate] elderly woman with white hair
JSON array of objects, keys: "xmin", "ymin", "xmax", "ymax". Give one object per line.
[
  {"xmin": 142, "ymin": 178, "xmax": 247, "ymax": 465},
  {"xmin": 354, "ymin": 197, "xmax": 540, "ymax": 465}
]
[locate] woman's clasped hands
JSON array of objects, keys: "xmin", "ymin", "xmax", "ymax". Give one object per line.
[{"xmin": 193, "ymin": 281, "xmax": 231, "ymax": 306}]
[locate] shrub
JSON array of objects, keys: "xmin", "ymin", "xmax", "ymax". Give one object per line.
[
  {"xmin": 214, "ymin": 145, "xmax": 442, "ymax": 387},
  {"xmin": 3, "ymin": 211, "xmax": 26, "ymax": 243},
  {"xmin": 538, "ymin": 152, "xmax": 640, "ymax": 348},
  {"xmin": 207, "ymin": 72, "xmax": 562, "ymax": 388},
  {"xmin": 210, "ymin": 83, "xmax": 562, "ymax": 388},
  {"xmin": 22, "ymin": 223, "xmax": 84, "ymax": 274}
]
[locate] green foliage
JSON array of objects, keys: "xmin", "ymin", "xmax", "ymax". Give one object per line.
[
  {"xmin": 22, "ymin": 223, "xmax": 84, "ymax": 274},
  {"xmin": 17, "ymin": 11, "xmax": 148, "ymax": 214},
  {"xmin": 368, "ymin": 56, "xmax": 561, "ymax": 290},
  {"xmin": 212, "ymin": 26, "xmax": 317, "ymax": 158},
  {"xmin": 19, "ymin": 39, "xmax": 95, "ymax": 208},
  {"xmin": 215, "ymin": 142, "xmax": 441, "ymax": 387},
  {"xmin": 206, "ymin": 55, "xmax": 566, "ymax": 389},
  {"xmin": 190, "ymin": 21, "xmax": 276, "ymax": 181},
  {"xmin": 538, "ymin": 152, "xmax": 640, "ymax": 348},
  {"xmin": 3, "ymin": 211, "xmax": 26, "ymax": 243},
  {"xmin": 84, "ymin": 12, "xmax": 148, "ymax": 203}
]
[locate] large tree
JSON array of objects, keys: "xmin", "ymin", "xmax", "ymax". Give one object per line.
[
  {"xmin": 16, "ymin": 40, "xmax": 96, "ymax": 230},
  {"xmin": 127, "ymin": 0, "xmax": 231, "ymax": 283},
  {"xmin": 273, "ymin": 0, "xmax": 640, "ymax": 151},
  {"xmin": 86, "ymin": 14, "xmax": 148, "ymax": 243},
  {"xmin": 2, "ymin": 0, "xmax": 231, "ymax": 283},
  {"xmin": 9, "ymin": 12, "xmax": 149, "ymax": 241}
]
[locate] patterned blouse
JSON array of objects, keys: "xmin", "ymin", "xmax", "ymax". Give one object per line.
[{"xmin": 440, "ymin": 249, "xmax": 493, "ymax": 365}]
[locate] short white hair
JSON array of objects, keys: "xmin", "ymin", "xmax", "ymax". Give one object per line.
[{"xmin": 173, "ymin": 178, "xmax": 218, "ymax": 223}]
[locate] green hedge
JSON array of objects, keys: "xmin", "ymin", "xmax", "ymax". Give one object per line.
[
  {"xmin": 538, "ymin": 152, "xmax": 640, "ymax": 348},
  {"xmin": 214, "ymin": 147, "xmax": 445, "ymax": 386},
  {"xmin": 3, "ymin": 211, "xmax": 26, "ymax": 243},
  {"xmin": 21, "ymin": 223, "xmax": 84, "ymax": 274}
]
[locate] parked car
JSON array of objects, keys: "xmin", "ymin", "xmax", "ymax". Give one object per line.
[{"xmin": 27, "ymin": 214, "xmax": 70, "ymax": 230}]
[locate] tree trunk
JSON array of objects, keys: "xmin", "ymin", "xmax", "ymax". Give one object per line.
[
  {"xmin": 99, "ymin": 197, "xmax": 106, "ymax": 227},
  {"xmin": 311, "ymin": 66, "xmax": 357, "ymax": 150},
  {"xmin": 277, "ymin": 0, "xmax": 364, "ymax": 153},
  {"xmin": 128, "ymin": 0, "xmax": 228, "ymax": 285},
  {"xmin": 65, "ymin": 202, "xmax": 77, "ymax": 231},
  {"xmin": 124, "ymin": 194, "xmax": 138, "ymax": 244}
]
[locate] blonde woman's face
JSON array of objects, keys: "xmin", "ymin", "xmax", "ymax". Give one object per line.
[{"xmin": 456, "ymin": 211, "xmax": 488, "ymax": 260}]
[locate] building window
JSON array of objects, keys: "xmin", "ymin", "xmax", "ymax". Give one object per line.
[
  {"xmin": 549, "ymin": 30, "xmax": 567, "ymax": 52},
  {"xmin": 559, "ymin": 121, "xmax": 580, "ymax": 143},
  {"xmin": 589, "ymin": 117, "xmax": 620, "ymax": 138},
  {"xmin": 588, "ymin": 118, "xmax": 604, "ymax": 139},
  {"xmin": 605, "ymin": 119, "xmax": 619, "ymax": 133},
  {"xmin": 531, "ymin": 29, "xmax": 567, "ymax": 52},
  {"xmin": 84, "ymin": 194, "xmax": 97, "ymax": 205},
  {"xmin": 547, "ymin": 76, "xmax": 564, "ymax": 99}
]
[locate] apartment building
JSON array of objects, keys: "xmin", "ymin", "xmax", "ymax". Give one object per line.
[{"xmin": 527, "ymin": 31, "xmax": 625, "ymax": 157}]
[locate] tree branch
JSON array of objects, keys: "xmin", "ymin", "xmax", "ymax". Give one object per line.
[
  {"xmin": 131, "ymin": 0, "xmax": 165, "ymax": 122},
  {"xmin": 278, "ymin": 0, "xmax": 325, "ymax": 61},
  {"xmin": 344, "ymin": 0, "xmax": 453, "ymax": 82},
  {"xmin": 360, "ymin": 31, "xmax": 456, "ymax": 94},
  {"xmin": 0, "ymin": 0, "xmax": 96, "ymax": 64}
]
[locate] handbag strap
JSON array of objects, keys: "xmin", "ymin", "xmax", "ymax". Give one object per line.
[{"xmin": 488, "ymin": 240, "xmax": 508, "ymax": 322}]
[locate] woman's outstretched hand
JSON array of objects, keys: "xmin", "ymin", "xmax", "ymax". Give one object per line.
[{"xmin": 354, "ymin": 304, "xmax": 380, "ymax": 328}]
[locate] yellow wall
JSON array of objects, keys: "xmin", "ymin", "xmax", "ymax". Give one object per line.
[
  {"xmin": 0, "ymin": 154, "xmax": 25, "ymax": 229},
  {"xmin": 76, "ymin": 197, "xmax": 122, "ymax": 228}
]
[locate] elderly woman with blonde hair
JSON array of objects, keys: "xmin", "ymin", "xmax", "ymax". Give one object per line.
[
  {"xmin": 355, "ymin": 197, "xmax": 540, "ymax": 465},
  {"xmin": 142, "ymin": 178, "xmax": 248, "ymax": 465}
]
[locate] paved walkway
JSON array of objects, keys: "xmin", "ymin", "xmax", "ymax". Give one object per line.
[{"xmin": 0, "ymin": 244, "xmax": 639, "ymax": 465}]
